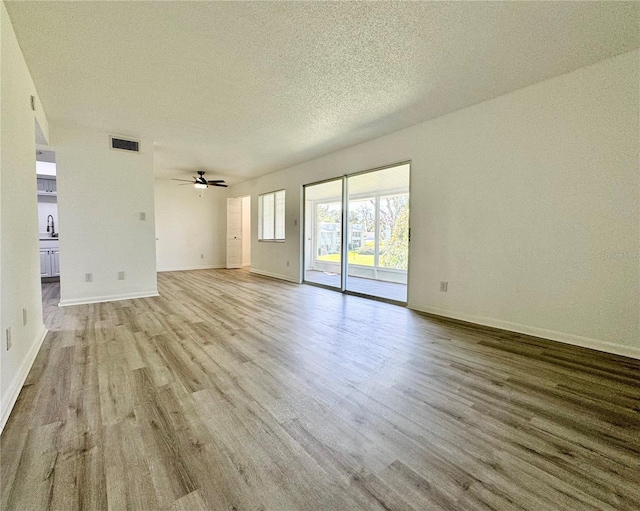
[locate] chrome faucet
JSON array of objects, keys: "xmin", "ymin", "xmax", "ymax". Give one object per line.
[{"xmin": 46, "ymin": 215, "xmax": 55, "ymax": 236}]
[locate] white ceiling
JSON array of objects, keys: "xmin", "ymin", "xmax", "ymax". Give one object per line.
[{"xmin": 6, "ymin": 1, "xmax": 638, "ymax": 184}]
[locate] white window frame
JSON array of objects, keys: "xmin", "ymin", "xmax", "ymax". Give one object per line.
[{"xmin": 258, "ymin": 189, "xmax": 286, "ymax": 241}]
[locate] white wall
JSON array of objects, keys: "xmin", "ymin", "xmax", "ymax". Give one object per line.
[
  {"xmin": 53, "ymin": 123, "xmax": 158, "ymax": 305},
  {"xmin": 0, "ymin": 0, "xmax": 50, "ymax": 432},
  {"xmin": 230, "ymin": 50, "xmax": 640, "ymax": 358},
  {"xmin": 154, "ymin": 179, "xmax": 227, "ymax": 271}
]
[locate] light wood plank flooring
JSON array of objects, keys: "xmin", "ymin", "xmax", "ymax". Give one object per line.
[{"xmin": 2, "ymin": 269, "xmax": 639, "ymax": 510}]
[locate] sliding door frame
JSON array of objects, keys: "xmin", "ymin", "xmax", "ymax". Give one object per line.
[
  {"xmin": 340, "ymin": 176, "xmax": 349, "ymax": 293},
  {"xmin": 302, "ymin": 176, "xmax": 344, "ymax": 291},
  {"xmin": 302, "ymin": 160, "xmax": 411, "ymax": 304}
]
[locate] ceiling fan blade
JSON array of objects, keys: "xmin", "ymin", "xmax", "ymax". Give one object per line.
[
  {"xmin": 172, "ymin": 178, "xmax": 194, "ymax": 182},
  {"xmin": 213, "ymin": 183, "xmax": 228, "ymax": 187},
  {"xmin": 207, "ymin": 180, "xmax": 225, "ymax": 184},
  {"xmin": 178, "ymin": 183, "xmax": 193, "ymax": 186}
]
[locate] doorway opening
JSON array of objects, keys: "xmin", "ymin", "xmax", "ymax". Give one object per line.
[
  {"xmin": 303, "ymin": 162, "xmax": 410, "ymax": 303},
  {"xmin": 36, "ymin": 138, "xmax": 61, "ymax": 316},
  {"xmin": 36, "ymin": 151, "xmax": 59, "ymax": 282}
]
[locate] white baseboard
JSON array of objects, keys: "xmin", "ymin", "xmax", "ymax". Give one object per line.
[
  {"xmin": 157, "ymin": 265, "xmax": 225, "ymax": 272},
  {"xmin": 0, "ymin": 324, "xmax": 47, "ymax": 435},
  {"xmin": 409, "ymin": 304, "xmax": 640, "ymax": 360},
  {"xmin": 59, "ymin": 290, "xmax": 159, "ymax": 307},
  {"xmin": 250, "ymin": 268, "xmax": 301, "ymax": 284}
]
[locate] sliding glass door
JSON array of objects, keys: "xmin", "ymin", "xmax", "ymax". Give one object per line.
[
  {"xmin": 345, "ymin": 165, "xmax": 409, "ymax": 301},
  {"xmin": 303, "ymin": 179, "xmax": 343, "ymax": 289},
  {"xmin": 304, "ymin": 163, "xmax": 410, "ymax": 302}
]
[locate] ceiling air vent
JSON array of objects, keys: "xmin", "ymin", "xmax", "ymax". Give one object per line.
[{"xmin": 110, "ymin": 136, "xmax": 140, "ymax": 153}]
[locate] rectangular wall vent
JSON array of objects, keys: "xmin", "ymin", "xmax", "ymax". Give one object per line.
[{"xmin": 110, "ymin": 136, "xmax": 140, "ymax": 153}]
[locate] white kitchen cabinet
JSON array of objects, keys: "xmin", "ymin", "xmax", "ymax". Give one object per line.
[
  {"xmin": 50, "ymin": 248, "xmax": 60, "ymax": 276},
  {"xmin": 40, "ymin": 249, "xmax": 51, "ymax": 277},
  {"xmin": 37, "ymin": 176, "xmax": 56, "ymax": 196},
  {"xmin": 40, "ymin": 240, "xmax": 60, "ymax": 278}
]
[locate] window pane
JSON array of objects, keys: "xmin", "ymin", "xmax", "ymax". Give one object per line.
[
  {"xmin": 275, "ymin": 190, "xmax": 285, "ymax": 239},
  {"xmin": 262, "ymin": 193, "xmax": 275, "ymax": 240},
  {"xmin": 378, "ymin": 194, "xmax": 409, "ymax": 270},
  {"xmin": 258, "ymin": 194, "xmax": 263, "ymax": 239},
  {"xmin": 316, "ymin": 202, "xmax": 341, "ymax": 259},
  {"xmin": 347, "ymin": 198, "xmax": 375, "ymax": 267},
  {"xmin": 258, "ymin": 190, "xmax": 285, "ymax": 241}
]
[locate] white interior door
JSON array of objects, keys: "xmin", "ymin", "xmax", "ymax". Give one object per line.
[{"xmin": 227, "ymin": 197, "xmax": 243, "ymax": 269}]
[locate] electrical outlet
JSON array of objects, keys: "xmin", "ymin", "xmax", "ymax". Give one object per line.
[
  {"xmin": 201, "ymin": 253, "xmax": 204, "ymax": 259},
  {"xmin": 6, "ymin": 327, "xmax": 11, "ymax": 350},
  {"xmin": 23, "ymin": 308, "xmax": 27, "ymax": 326},
  {"xmin": 440, "ymin": 281, "xmax": 448, "ymax": 292},
  {"xmin": 118, "ymin": 271, "xmax": 125, "ymax": 280},
  {"xmin": 139, "ymin": 212, "xmax": 146, "ymax": 221},
  {"xmin": 85, "ymin": 273, "xmax": 93, "ymax": 282},
  {"xmin": 286, "ymin": 260, "xmax": 290, "ymax": 267}
]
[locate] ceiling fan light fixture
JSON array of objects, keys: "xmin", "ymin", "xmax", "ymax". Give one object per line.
[{"xmin": 172, "ymin": 170, "xmax": 226, "ymax": 188}]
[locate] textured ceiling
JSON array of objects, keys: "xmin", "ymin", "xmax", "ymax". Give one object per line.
[{"xmin": 6, "ymin": 1, "xmax": 639, "ymax": 184}]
